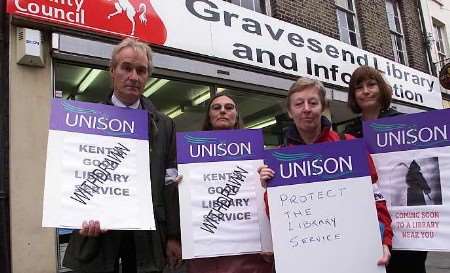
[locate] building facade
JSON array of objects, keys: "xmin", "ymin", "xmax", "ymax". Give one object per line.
[
  {"xmin": 423, "ymin": 0, "xmax": 450, "ymax": 107},
  {"xmin": 0, "ymin": 0, "xmax": 11, "ymax": 272},
  {"xmin": 1, "ymin": 1, "xmax": 445, "ymax": 272}
]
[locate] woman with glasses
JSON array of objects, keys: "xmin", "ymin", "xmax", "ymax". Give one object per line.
[
  {"xmin": 258, "ymin": 77, "xmax": 392, "ymax": 268},
  {"xmin": 185, "ymin": 92, "xmax": 274, "ymax": 273}
]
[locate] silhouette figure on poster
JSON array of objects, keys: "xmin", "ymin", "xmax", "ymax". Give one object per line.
[{"xmin": 397, "ymin": 161, "xmax": 431, "ymax": 206}]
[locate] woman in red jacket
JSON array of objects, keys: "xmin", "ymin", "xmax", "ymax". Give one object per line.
[
  {"xmin": 259, "ymin": 77, "xmax": 392, "ymax": 267},
  {"xmin": 345, "ymin": 65, "xmax": 427, "ymax": 273}
]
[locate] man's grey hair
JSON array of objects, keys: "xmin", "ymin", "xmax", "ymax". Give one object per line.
[{"xmin": 110, "ymin": 38, "xmax": 153, "ymax": 74}]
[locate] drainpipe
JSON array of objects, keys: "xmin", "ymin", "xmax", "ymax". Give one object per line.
[
  {"xmin": 417, "ymin": 0, "xmax": 437, "ymax": 76},
  {"xmin": 0, "ymin": 0, "xmax": 11, "ymax": 273}
]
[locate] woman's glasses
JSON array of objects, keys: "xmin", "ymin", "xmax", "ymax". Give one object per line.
[{"xmin": 210, "ymin": 103, "xmax": 236, "ymax": 111}]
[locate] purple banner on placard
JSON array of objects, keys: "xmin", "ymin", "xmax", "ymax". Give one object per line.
[
  {"xmin": 49, "ymin": 99, "xmax": 149, "ymax": 140},
  {"xmin": 363, "ymin": 109, "xmax": 450, "ymax": 154},
  {"xmin": 265, "ymin": 139, "xmax": 369, "ymax": 187},
  {"xmin": 177, "ymin": 129, "xmax": 264, "ymax": 164}
]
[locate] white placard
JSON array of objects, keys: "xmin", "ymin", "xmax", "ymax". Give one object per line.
[
  {"xmin": 267, "ymin": 178, "xmax": 385, "ymax": 273},
  {"xmin": 364, "ymin": 109, "xmax": 450, "ymax": 251},
  {"xmin": 372, "ymin": 147, "xmax": 450, "ymax": 251},
  {"xmin": 179, "ymin": 160, "xmax": 272, "ymax": 258},
  {"xmin": 42, "ymin": 99, "xmax": 154, "ymax": 230}
]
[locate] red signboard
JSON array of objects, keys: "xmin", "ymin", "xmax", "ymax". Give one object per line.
[{"xmin": 7, "ymin": 0, "xmax": 167, "ymax": 45}]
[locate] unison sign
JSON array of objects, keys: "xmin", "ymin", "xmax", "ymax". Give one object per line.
[{"xmin": 8, "ymin": 0, "xmax": 443, "ymax": 109}]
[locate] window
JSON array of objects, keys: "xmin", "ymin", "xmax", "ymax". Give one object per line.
[
  {"xmin": 53, "ymin": 62, "xmax": 286, "ymax": 146},
  {"xmin": 433, "ymin": 23, "xmax": 448, "ymax": 64},
  {"xmin": 225, "ymin": 0, "xmax": 266, "ymax": 14},
  {"xmin": 335, "ymin": 0, "xmax": 361, "ymax": 47},
  {"xmin": 221, "ymin": 87, "xmax": 284, "ymax": 146},
  {"xmin": 385, "ymin": 0, "xmax": 408, "ymax": 65}
]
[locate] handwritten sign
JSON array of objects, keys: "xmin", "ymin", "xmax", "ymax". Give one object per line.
[
  {"xmin": 42, "ymin": 99, "xmax": 155, "ymax": 230},
  {"xmin": 265, "ymin": 139, "xmax": 384, "ymax": 273},
  {"xmin": 364, "ymin": 109, "xmax": 450, "ymax": 251},
  {"xmin": 177, "ymin": 129, "xmax": 272, "ymax": 258}
]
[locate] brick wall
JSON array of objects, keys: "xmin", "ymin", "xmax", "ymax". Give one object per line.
[
  {"xmin": 399, "ymin": 0, "xmax": 429, "ymax": 73},
  {"xmin": 270, "ymin": 0, "xmax": 339, "ymax": 40},
  {"xmin": 268, "ymin": 0, "xmax": 430, "ymax": 73},
  {"xmin": 355, "ymin": 0, "xmax": 395, "ymax": 60}
]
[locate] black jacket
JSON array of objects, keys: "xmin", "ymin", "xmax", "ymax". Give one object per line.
[
  {"xmin": 63, "ymin": 96, "xmax": 180, "ymax": 273},
  {"xmin": 343, "ymin": 108, "xmax": 401, "ymax": 138}
]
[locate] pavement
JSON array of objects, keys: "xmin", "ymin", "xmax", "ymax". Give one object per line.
[
  {"xmin": 60, "ymin": 241, "xmax": 450, "ymax": 273},
  {"xmin": 426, "ymin": 252, "xmax": 450, "ymax": 273}
]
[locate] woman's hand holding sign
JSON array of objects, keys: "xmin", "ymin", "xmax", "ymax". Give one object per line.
[
  {"xmin": 258, "ymin": 165, "xmax": 274, "ymax": 188},
  {"xmin": 79, "ymin": 220, "xmax": 108, "ymax": 237},
  {"xmin": 377, "ymin": 245, "xmax": 391, "ymax": 266}
]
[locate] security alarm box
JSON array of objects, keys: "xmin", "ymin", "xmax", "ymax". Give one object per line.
[{"xmin": 16, "ymin": 27, "xmax": 45, "ymax": 67}]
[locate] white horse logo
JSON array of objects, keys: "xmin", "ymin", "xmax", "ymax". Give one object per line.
[{"xmin": 108, "ymin": 0, "xmax": 147, "ymax": 36}]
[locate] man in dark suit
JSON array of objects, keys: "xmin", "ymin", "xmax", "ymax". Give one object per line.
[{"xmin": 63, "ymin": 38, "xmax": 181, "ymax": 273}]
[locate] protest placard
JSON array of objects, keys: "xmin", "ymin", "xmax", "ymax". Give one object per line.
[
  {"xmin": 266, "ymin": 139, "xmax": 384, "ymax": 273},
  {"xmin": 177, "ymin": 129, "xmax": 272, "ymax": 259},
  {"xmin": 42, "ymin": 99, "xmax": 155, "ymax": 230},
  {"xmin": 364, "ymin": 109, "xmax": 450, "ymax": 251}
]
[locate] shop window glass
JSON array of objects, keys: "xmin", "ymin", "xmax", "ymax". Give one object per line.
[
  {"xmin": 335, "ymin": 0, "xmax": 361, "ymax": 47},
  {"xmin": 217, "ymin": 87, "xmax": 285, "ymax": 146},
  {"xmin": 54, "ymin": 62, "xmax": 213, "ymax": 132},
  {"xmin": 385, "ymin": 0, "xmax": 408, "ymax": 65}
]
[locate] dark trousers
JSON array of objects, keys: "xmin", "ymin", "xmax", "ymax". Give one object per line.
[
  {"xmin": 116, "ymin": 231, "xmax": 137, "ymax": 273},
  {"xmin": 85, "ymin": 231, "xmax": 139, "ymax": 273},
  {"xmin": 80, "ymin": 231, "xmax": 162, "ymax": 273},
  {"xmin": 387, "ymin": 250, "xmax": 428, "ymax": 273}
]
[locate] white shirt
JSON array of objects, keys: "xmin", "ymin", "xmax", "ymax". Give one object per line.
[
  {"xmin": 112, "ymin": 94, "xmax": 178, "ymax": 184},
  {"xmin": 111, "ymin": 93, "xmax": 141, "ymax": 109}
]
